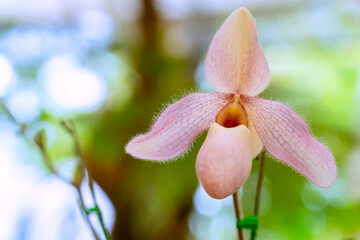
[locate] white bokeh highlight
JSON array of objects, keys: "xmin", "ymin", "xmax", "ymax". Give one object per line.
[
  {"xmin": 190, "ymin": 185, "xmax": 236, "ymax": 239},
  {"xmin": 7, "ymin": 88, "xmax": 41, "ymax": 122},
  {"xmin": 193, "ymin": 185, "xmax": 224, "ymax": 217},
  {"xmin": 75, "ymin": 9, "xmax": 114, "ymax": 42},
  {"xmin": 41, "ymin": 55, "xmax": 107, "ymax": 114},
  {"xmin": 0, "ymin": 54, "xmax": 15, "ymax": 96}
]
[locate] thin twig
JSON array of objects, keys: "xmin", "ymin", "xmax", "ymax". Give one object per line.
[
  {"xmin": 63, "ymin": 120, "xmax": 111, "ymax": 240},
  {"xmin": 250, "ymin": 150, "xmax": 266, "ymax": 240},
  {"xmin": 0, "ymin": 103, "xmax": 102, "ymax": 240},
  {"xmin": 36, "ymin": 134, "xmax": 68, "ymax": 184},
  {"xmin": 69, "ymin": 121, "xmax": 96, "ymax": 198},
  {"xmin": 76, "ymin": 187, "xmax": 101, "ymax": 240},
  {"xmin": 0, "ymin": 103, "xmax": 33, "ymax": 144},
  {"xmin": 36, "ymin": 133, "xmax": 101, "ymax": 239},
  {"xmin": 0, "ymin": 102, "xmax": 16, "ymax": 122},
  {"xmin": 233, "ymin": 191, "xmax": 245, "ymax": 240}
]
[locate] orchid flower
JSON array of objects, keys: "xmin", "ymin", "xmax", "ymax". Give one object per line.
[{"xmin": 126, "ymin": 8, "xmax": 337, "ymax": 199}]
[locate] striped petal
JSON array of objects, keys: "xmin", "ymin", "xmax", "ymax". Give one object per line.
[
  {"xmin": 243, "ymin": 96, "xmax": 337, "ymax": 188},
  {"xmin": 126, "ymin": 93, "xmax": 233, "ymax": 160},
  {"xmin": 205, "ymin": 7, "xmax": 270, "ymax": 96}
]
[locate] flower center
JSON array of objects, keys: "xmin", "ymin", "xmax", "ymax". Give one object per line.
[{"xmin": 216, "ymin": 98, "xmax": 248, "ymax": 128}]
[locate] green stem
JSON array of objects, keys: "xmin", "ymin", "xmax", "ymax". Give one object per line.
[
  {"xmin": 233, "ymin": 191, "xmax": 245, "ymax": 240},
  {"xmin": 254, "ymin": 151, "xmax": 265, "ymax": 216},
  {"xmin": 251, "ymin": 151, "xmax": 266, "ymax": 239},
  {"xmin": 77, "ymin": 187, "xmax": 101, "ymax": 240}
]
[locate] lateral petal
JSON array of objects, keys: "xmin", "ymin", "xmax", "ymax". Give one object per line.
[
  {"xmin": 205, "ymin": 7, "xmax": 270, "ymax": 96},
  {"xmin": 126, "ymin": 93, "xmax": 233, "ymax": 160},
  {"xmin": 243, "ymin": 96, "xmax": 337, "ymax": 188},
  {"xmin": 196, "ymin": 123, "xmax": 252, "ymax": 199}
]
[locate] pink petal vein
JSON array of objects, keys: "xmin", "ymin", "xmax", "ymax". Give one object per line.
[{"xmin": 126, "ymin": 93, "xmax": 233, "ymax": 160}]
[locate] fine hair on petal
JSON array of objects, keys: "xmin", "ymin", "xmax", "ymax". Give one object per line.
[
  {"xmin": 150, "ymin": 88, "xmax": 199, "ymax": 127},
  {"xmin": 127, "ymin": 88, "xmax": 211, "ymax": 162},
  {"xmin": 274, "ymin": 98, "xmax": 332, "ymax": 150}
]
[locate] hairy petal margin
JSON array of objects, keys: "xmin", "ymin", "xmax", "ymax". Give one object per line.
[
  {"xmin": 243, "ymin": 96, "xmax": 337, "ymax": 188},
  {"xmin": 126, "ymin": 93, "xmax": 233, "ymax": 160}
]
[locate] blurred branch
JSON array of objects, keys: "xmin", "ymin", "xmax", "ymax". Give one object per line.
[
  {"xmin": 34, "ymin": 130, "xmax": 67, "ymax": 183},
  {"xmin": 35, "ymin": 131, "xmax": 101, "ymax": 240},
  {"xmin": 0, "ymin": 102, "xmax": 33, "ymax": 144},
  {"xmin": 0, "ymin": 102, "xmax": 102, "ymax": 240},
  {"xmin": 61, "ymin": 120, "xmax": 112, "ymax": 240},
  {"xmin": 76, "ymin": 187, "xmax": 101, "ymax": 240},
  {"xmin": 141, "ymin": 0, "xmax": 159, "ymax": 50}
]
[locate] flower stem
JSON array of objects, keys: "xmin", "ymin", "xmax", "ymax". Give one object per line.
[
  {"xmin": 253, "ymin": 151, "xmax": 265, "ymax": 216},
  {"xmin": 251, "ymin": 151, "xmax": 266, "ymax": 239},
  {"xmin": 233, "ymin": 191, "xmax": 245, "ymax": 240}
]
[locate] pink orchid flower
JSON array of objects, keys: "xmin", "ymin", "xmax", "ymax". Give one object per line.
[{"xmin": 126, "ymin": 8, "xmax": 337, "ymax": 199}]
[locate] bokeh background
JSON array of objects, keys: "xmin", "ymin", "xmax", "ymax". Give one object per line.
[{"xmin": 0, "ymin": 0, "xmax": 359, "ymax": 239}]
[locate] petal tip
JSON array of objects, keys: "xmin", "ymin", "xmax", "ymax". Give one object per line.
[
  {"xmin": 125, "ymin": 136, "xmax": 144, "ymax": 159},
  {"xmin": 125, "ymin": 135, "xmax": 163, "ymax": 160},
  {"xmin": 234, "ymin": 7, "xmax": 254, "ymax": 20},
  {"xmin": 229, "ymin": 7, "xmax": 256, "ymax": 30},
  {"xmin": 315, "ymin": 164, "xmax": 338, "ymax": 188},
  {"xmin": 204, "ymin": 188, "xmax": 232, "ymax": 199}
]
